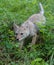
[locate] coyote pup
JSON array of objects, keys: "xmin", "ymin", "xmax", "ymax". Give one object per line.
[{"xmin": 13, "ymin": 3, "xmax": 46, "ymax": 49}]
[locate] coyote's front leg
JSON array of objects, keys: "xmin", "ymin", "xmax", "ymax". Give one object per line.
[
  {"xmin": 19, "ymin": 41, "xmax": 24, "ymax": 49},
  {"xmin": 31, "ymin": 34, "xmax": 37, "ymax": 45}
]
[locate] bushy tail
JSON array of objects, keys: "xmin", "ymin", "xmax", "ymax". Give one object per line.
[{"xmin": 39, "ymin": 3, "xmax": 44, "ymax": 15}]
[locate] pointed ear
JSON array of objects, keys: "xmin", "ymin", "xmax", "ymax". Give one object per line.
[{"xmin": 13, "ymin": 23, "xmax": 19, "ymax": 32}]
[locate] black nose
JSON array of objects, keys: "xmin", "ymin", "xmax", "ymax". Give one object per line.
[{"xmin": 16, "ymin": 39, "xmax": 19, "ymax": 41}]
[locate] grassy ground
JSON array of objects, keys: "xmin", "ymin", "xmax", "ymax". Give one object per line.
[{"xmin": 0, "ymin": 0, "xmax": 54, "ymax": 65}]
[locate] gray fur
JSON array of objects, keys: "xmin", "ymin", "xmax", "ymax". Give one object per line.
[{"xmin": 13, "ymin": 3, "xmax": 46, "ymax": 49}]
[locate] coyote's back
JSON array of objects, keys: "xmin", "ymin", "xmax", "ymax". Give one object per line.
[{"xmin": 28, "ymin": 2, "xmax": 45, "ymax": 24}]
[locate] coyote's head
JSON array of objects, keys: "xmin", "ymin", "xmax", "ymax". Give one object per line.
[{"xmin": 13, "ymin": 23, "xmax": 30, "ymax": 41}]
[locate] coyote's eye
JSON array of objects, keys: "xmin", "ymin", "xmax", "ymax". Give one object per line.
[
  {"xmin": 21, "ymin": 33, "xmax": 23, "ymax": 35},
  {"xmin": 16, "ymin": 33, "xmax": 18, "ymax": 35}
]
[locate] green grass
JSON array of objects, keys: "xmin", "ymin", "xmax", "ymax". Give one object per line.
[{"xmin": 0, "ymin": 0, "xmax": 54, "ymax": 65}]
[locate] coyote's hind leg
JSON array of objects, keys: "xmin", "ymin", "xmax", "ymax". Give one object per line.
[{"xmin": 31, "ymin": 34, "xmax": 37, "ymax": 45}]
